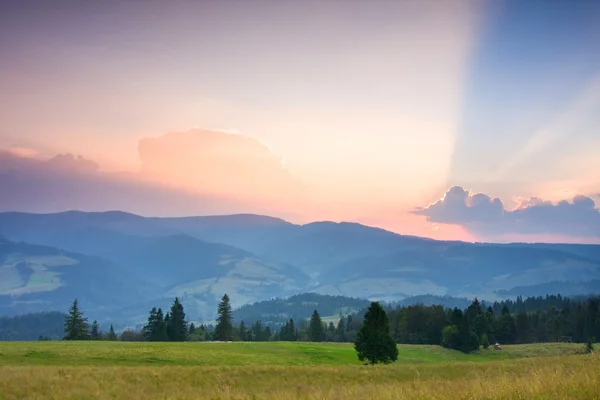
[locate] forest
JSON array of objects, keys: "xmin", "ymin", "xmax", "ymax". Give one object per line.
[{"xmin": 4, "ymin": 293, "xmax": 597, "ymax": 354}]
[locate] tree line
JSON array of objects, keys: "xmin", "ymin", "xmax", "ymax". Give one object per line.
[{"xmin": 61, "ymin": 293, "xmax": 598, "ymax": 355}]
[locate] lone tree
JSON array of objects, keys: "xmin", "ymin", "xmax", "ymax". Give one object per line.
[
  {"xmin": 308, "ymin": 310, "xmax": 326, "ymax": 342},
  {"xmin": 215, "ymin": 294, "xmax": 233, "ymax": 341},
  {"xmin": 354, "ymin": 301, "xmax": 398, "ymax": 364},
  {"xmin": 64, "ymin": 299, "xmax": 89, "ymax": 340},
  {"xmin": 167, "ymin": 298, "xmax": 187, "ymax": 342}
]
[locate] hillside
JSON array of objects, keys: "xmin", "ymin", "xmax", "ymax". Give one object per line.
[
  {"xmin": 232, "ymin": 293, "xmax": 371, "ymax": 325},
  {"xmin": 1, "ymin": 211, "xmax": 600, "ymax": 324},
  {"xmin": 0, "ymin": 312, "xmax": 66, "ymax": 341},
  {"xmin": 0, "ymin": 233, "xmax": 311, "ymax": 324},
  {"xmin": 0, "ymin": 239, "xmax": 148, "ymax": 317}
]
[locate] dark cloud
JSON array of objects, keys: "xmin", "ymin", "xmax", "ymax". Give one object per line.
[{"xmin": 413, "ymin": 186, "xmax": 600, "ymax": 238}]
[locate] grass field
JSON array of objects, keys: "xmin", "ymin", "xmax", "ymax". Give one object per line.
[{"xmin": 0, "ymin": 341, "xmax": 597, "ymax": 399}]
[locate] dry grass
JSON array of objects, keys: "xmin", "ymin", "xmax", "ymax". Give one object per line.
[{"xmin": 0, "ymin": 342, "xmax": 597, "ymax": 399}]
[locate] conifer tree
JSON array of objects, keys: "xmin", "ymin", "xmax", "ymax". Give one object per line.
[
  {"xmin": 167, "ymin": 298, "xmax": 187, "ymax": 342},
  {"xmin": 287, "ymin": 319, "xmax": 296, "ymax": 341},
  {"xmin": 308, "ymin": 310, "xmax": 326, "ymax": 342},
  {"xmin": 155, "ymin": 308, "xmax": 169, "ymax": 341},
  {"xmin": 64, "ymin": 299, "xmax": 89, "ymax": 340},
  {"xmin": 354, "ymin": 301, "xmax": 398, "ymax": 364},
  {"xmin": 215, "ymin": 294, "xmax": 233, "ymax": 341},
  {"xmin": 108, "ymin": 325, "xmax": 117, "ymax": 341},
  {"xmin": 90, "ymin": 320, "xmax": 101, "ymax": 340},
  {"xmin": 239, "ymin": 321, "xmax": 247, "ymax": 341},
  {"xmin": 143, "ymin": 307, "xmax": 159, "ymax": 340},
  {"xmin": 336, "ymin": 317, "xmax": 346, "ymax": 342}
]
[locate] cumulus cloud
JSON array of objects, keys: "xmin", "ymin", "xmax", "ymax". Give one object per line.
[
  {"xmin": 0, "ymin": 150, "xmax": 261, "ymax": 216},
  {"xmin": 0, "ymin": 129, "xmax": 305, "ymax": 217},
  {"xmin": 412, "ymin": 186, "xmax": 504, "ymax": 224},
  {"xmin": 137, "ymin": 128, "xmax": 301, "ymax": 201},
  {"xmin": 413, "ymin": 186, "xmax": 600, "ymax": 238},
  {"xmin": 45, "ymin": 154, "xmax": 99, "ymax": 173}
]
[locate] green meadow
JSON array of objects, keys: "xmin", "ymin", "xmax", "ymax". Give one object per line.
[{"xmin": 0, "ymin": 341, "xmax": 598, "ymax": 399}]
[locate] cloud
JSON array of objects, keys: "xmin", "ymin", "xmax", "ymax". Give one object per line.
[
  {"xmin": 412, "ymin": 186, "xmax": 504, "ymax": 224},
  {"xmin": 0, "ymin": 150, "xmax": 261, "ymax": 216},
  {"xmin": 45, "ymin": 153, "xmax": 99, "ymax": 173},
  {"xmin": 0, "ymin": 129, "xmax": 306, "ymax": 218},
  {"xmin": 6, "ymin": 147, "xmax": 38, "ymax": 158},
  {"xmin": 413, "ymin": 186, "xmax": 600, "ymax": 238},
  {"xmin": 137, "ymin": 128, "xmax": 302, "ymax": 201}
]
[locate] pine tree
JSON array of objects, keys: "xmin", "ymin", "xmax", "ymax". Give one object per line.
[
  {"xmin": 336, "ymin": 317, "xmax": 346, "ymax": 342},
  {"xmin": 90, "ymin": 320, "xmax": 101, "ymax": 340},
  {"xmin": 286, "ymin": 319, "xmax": 296, "ymax": 341},
  {"xmin": 108, "ymin": 325, "xmax": 117, "ymax": 341},
  {"xmin": 215, "ymin": 294, "xmax": 233, "ymax": 341},
  {"xmin": 308, "ymin": 310, "xmax": 326, "ymax": 342},
  {"xmin": 327, "ymin": 321, "xmax": 336, "ymax": 341},
  {"xmin": 143, "ymin": 307, "xmax": 159, "ymax": 340},
  {"xmin": 63, "ymin": 299, "xmax": 89, "ymax": 340},
  {"xmin": 239, "ymin": 321, "xmax": 247, "ymax": 341},
  {"xmin": 354, "ymin": 301, "xmax": 398, "ymax": 364},
  {"xmin": 167, "ymin": 298, "xmax": 187, "ymax": 342}
]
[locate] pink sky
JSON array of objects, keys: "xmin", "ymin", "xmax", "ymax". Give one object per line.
[{"xmin": 1, "ymin": 1, "xmax": 599, "ymax": 243}]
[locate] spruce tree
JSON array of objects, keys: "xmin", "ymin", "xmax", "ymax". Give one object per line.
[
  {"xmin": 167, "ymin": 298, "xmax": 187, "ymax": 342},
  {"xmin": 239, "ymin": 321, "xmax": 247, "ymax": 341},
  {"xmin": 308, "ymin": 310, "xmax": 326, "ymax": 342},
  {"xmin": 64, "ymin": 299, "xmax": 89, "ymax": 340},
  {"xmin": 287, "ymin": 319, "xmax": 296, "ymax": 341},
  {"xmin": 336, "ymin": 318, "xmax": 346, "ymax": 342},
  {"xmin": 215, "ymin": 294, "xmax": 233, "ymax": 341},
  {"xmin": 108, "ymin": 325, "xmax": 117, "ymax": 341},
  {"xmin": 143, "ymin": 307, "xmax": 159, "ymax": 341},
  {"xmin": 354, "ymin": 301, "xmax": 398, "ymax": 364},
  {"xmin": 155, "ymin": 308, "xmax": 169, "ymax": 341},
  {"xmin": 90, "ymin": 320, "xmax": 101, "ymax": 340}
]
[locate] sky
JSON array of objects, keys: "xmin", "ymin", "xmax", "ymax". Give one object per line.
[{"xmin": 1, "ymin": 0, "xmax": 600, "ymax": 243}]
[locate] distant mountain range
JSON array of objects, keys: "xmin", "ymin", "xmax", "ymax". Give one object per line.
[{"xmin": 1, "ymin": 211, "xmax": 599, "ymax": 325}]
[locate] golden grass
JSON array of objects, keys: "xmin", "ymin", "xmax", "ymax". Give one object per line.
[
  {"xmin": 0, "ymin": 355, "xmax": 598, "ymax": 399},
  {"xmin": 0, "ymin": 342, "xmax": 597, "ymax": 399}
]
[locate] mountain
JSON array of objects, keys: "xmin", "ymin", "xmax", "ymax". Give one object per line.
[
  {"xmin": 0, "ymin": 311, "xmax": 66, "ymax": 341},
  {"xmin": 0, "ymin": 230, "xmax": 311, "ymax": 324},
  {"xmin": 0, "ymin": 238, "xmax": 146, "ymax": 317},
  {"xmin": 1, "ymin": 211, "xmax": 600, "ymax": 323},
  {"xmin": 494, "ymin": 279, "xmax": 600, "ymax": 298},
  {"xmin": 314, "ymin": 242, "xmax": 600, "ymax": 301},
  {"xmin": 232, "ymin": 293, "xmax": 371, "ymax": 326}
]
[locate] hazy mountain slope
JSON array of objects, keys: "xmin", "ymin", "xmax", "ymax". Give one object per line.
[
  {"xmin": 2, "ymin": 211, "xmax": 600, "ymax": 315},
  {"xmin": 0, "ymin": 227, "xmax": 312, "ymax": 324},
  {"xmin": 315, "ymin": 243, "xmax": 600, "ymax": 301},
  {"xmin": 246, "ymin": 222, "xmax": 440, "ymax": 276},
  {"xmin": 0, "ymin": 238, "xmax": 148, "ymax": 318},
  {"xmin": 0, "ymin": 311, "xmax": 66, "ymax": 341},
  {"xmin": 152, "ymin": 214, "xmax": 297, "ymax": 249},
  {"xmin": 494, "ymin": 280, "xmax": 600, "ymax": 298},
  {"xmin": 232, "ymin": 293, "xmax": 371, "ymax": 325}
]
